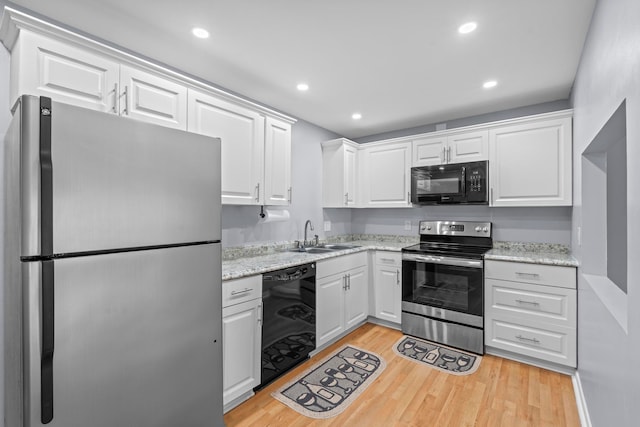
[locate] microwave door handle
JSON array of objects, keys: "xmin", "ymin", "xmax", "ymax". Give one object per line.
[{"xmin": 461, "ymin": 167, "xmax": 466, "ymax": 194}]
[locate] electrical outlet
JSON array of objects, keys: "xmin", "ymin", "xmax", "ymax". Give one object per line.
[
  {"xmin": 324, "ymin": 221, "xmax": 331, "ymax": 232},
  {"xmin": 404, "ymin": 220, "xmax": 412, "ymax": 230}
]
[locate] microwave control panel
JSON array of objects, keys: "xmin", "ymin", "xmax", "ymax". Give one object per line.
[{"xmin": 468, "ymin": 168, "xmax": 485, "ymax": 193}]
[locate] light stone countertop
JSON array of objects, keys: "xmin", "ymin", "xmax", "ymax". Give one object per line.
[
  {"xmin": 222, "ymin": 238, "xmax": 579, "ymax": 281},
  {"xmin": 484, "ymin": 242, "xmax": 579, "ymax": 268},
  {"xmin": 222, "ymin": 240, "xmax": 410, "ymax": 281}
]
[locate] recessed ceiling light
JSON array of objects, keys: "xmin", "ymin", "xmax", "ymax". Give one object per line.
[
  {"xmin": 192, "ymin": 27, "xmax": 210, "ymax": 39},
  {"xmin": 296, "ymin": 83, "xmax": 309, "ymax": 91},
  {"xmin": 483, "ymin": 80, "xmax": 498, "ymax": 89},
  {"xmin": 352, "ymin": 113, "xmax": 362, "ymax": 120},
  {"xmin": 458, "ymin": 22, "xmax": 477, "ymax": 34}
]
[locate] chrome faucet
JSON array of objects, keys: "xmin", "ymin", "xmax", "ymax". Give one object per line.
[{"xmin": 304, "ymin": 220, "xmax": 314, "ymax": 246}]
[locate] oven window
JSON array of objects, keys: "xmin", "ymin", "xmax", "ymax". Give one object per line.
[{"xmin": 402, "ymin": 261, "xmax": 483, "ymax": 316}]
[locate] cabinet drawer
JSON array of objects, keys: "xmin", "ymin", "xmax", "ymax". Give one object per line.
[
  {"xmin": 317, "ymin": 251, "xmax": 367, "ymax": 279},
  {"xmin": 486, "ymin": 316, "xmax": 576, "ymax": 367},
  {"xmin": 486, "ymin": 279, "xmax": 576, "ymax": 327},
  {"xmin": 485, "ymin": 260, "xmax": 576, "ymax": 289},
  {"xmin": 375, "ymin": 251, "xmax": 401, "ymax": 267},
  {"xmin": 222, "ymin": 275, "xmax": 262, "ymax": 308}
]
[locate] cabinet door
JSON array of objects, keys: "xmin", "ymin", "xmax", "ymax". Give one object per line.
[
  {"xmin": 489, "ymin": 117, "xmax": 572, "ymax": 206},
  {"xmin": 316, "ymin": 274, "xmax": 346, "ymax": 348},
  {"xmin": 263, "ymin": 117, "xmax": 292, "ymax": 206},
  {"xmin": 13, "ymin": 31, "xmax": 119, "ymax": 112},
  {"xmin": 447, "ymin": 130, "xmax": 489, "ymax": 164},
  {"xmin": 344, "ymin": 145, "xmax": 358, "ymax": 206},
  {"xmin": 374, "ymin": 264, "xmax": 402, "ymax": 324},
  {"xmin": 412, "ymin": 136, "xmax": 447, "ymax": 166},
  {"xmin": 344, "ymin": 267, "xmax": 368, "ymax": 330},
  {"xmin": 119, "ymin": 65, "xmax": 187, "ymax": 130},
  {"xmin": 361, "ymin": 142, "xmax": 412, "ymax": 207},
  {"xmin": 188, "ymin": 89, "xmax": 265, "ymax": 205},
  {"xmin": 222, "ymin": 299, "xmax": 262, "ymax": 406}
]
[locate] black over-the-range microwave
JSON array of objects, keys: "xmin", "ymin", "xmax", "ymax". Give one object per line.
[{"xmin": 410, "ymin": 160, "xmax": 488, "ymax": 205}]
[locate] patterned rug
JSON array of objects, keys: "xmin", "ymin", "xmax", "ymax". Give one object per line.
[
  {"xmin": 393, "ymin": 336, "xmax": 481, "ymax": 375},
  {"xmin": 272, "ymin": 345, "xmax": 386, "ymax": 419}
]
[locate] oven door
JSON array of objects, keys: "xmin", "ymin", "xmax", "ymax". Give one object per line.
[{"xmin": 401, "ymin": 253, "xmax": 483, "ymax": 326}]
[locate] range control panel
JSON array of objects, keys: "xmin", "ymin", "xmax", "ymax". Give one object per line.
[{"xmin": 419, "ymin": 220, "xmax": 492, "ymax": 237}]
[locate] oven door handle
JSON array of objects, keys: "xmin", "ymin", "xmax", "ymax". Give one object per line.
[{"xmin": 402, "ymin": 253, "xmax": 483, "ymax": 268}]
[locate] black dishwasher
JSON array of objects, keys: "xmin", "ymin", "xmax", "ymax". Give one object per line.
[{"xmin": 257, "ymin": 263, "xmax": 316, "ymax": 389}]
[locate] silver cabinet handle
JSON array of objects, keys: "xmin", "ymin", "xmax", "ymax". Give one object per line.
[
  {"xmin": 396, "ymin": 269, "xmax": 400, "ymax": 285},
  {"xmin": 255, "ymin": 183, "xmax": 260, "ymax": 202},
  {"xmin": 407, "ymin": 192, "xmax": 411, "ymax": 203},
  {"xmin": 111, "ymin": 83, "xmax": 118, "ymax": 113},
  {"xmin": 231, "ymin": 288, "xmax": 253, "ymax": 296},
  {"xmin": 288, "ymin": 187, "xmax": 292, "ymax": 203},
  {"xmin": 121, "ymin": 85, "xmax": 128, "ymax": 115},
  {"xmin": 516, "ymin": 335, "xmax": 540, "ymax": 344},
  {"xmin": 516, "ymin": 272, "xmax": 541, "ymax": 279},
  {"xmin": 380, "ymin": 258, "xmax": 394, "ymax": 263},
  {"xmin": 441, "ymin": 146, "xmax": 446, "ymax": 164},
  {"xmin": 447, "ymin": 146, "xmax": 451, "ymax": 163},
  {"xmin": 490, "ymin": 188, "xmax": 494, "ymax": 204},
  {"xmin": 515, "ymin": 299, "xmax": 541, "ymax": 306},
  {"xmin": 344, "ymin": 192, "xmax": 349, "ymax": 205},
  {"xmin": 342, "ymin": 275, "xmax": 346, "ymax": 290},
  {"xmin": 257, "ymin": 303, "xmax": 263, "ymax": 325}
]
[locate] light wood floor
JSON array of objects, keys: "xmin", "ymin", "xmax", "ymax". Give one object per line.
[{"xmin": 224, "ymin": 323, "xmax": 580, "ymax": 427}]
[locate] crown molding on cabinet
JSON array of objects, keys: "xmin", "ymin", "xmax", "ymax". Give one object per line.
[{"xmin": 0, "ymin": 7, "xmax": 296, "ymax": 124}]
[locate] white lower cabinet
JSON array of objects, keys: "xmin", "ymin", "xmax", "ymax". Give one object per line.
[
  {"xmin": 373, "ymin": 251, "xmax": 402, "ymax": 324},
  {"xmin": 316, "ymin": 252, "xmax": 368, "ymax": 348},
  {"xmin": 222, "ymin": 276, "xmax": 262, "ymax": 411},
  {"xmin": 484, "ymin": 260, "xmax": 577, "ymax": 368}
]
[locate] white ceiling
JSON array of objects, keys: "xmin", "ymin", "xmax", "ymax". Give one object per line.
[{"xmin": 7, "ymin": 0, "xmax": 596, "ymax": 138}]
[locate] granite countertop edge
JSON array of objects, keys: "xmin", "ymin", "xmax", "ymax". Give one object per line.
[
  {"xmin": 222, "ymin": 239, "xmax": 579, "ymax": 280},
  {"xmin": 222, "ymin": 240, "xmax": 405, "ymax": 281},
  {"xmin": 484, "ymin": 249, "xmax": 579, "ymax": 268}
]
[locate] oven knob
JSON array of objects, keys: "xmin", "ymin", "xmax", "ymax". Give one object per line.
[
  {"xmin": 427, "ymin": 226, "xmax": 432, "ymax": 230},
  {"xmin": 482, "ymin": 227, "xmax": 489, "ymax": 233},
  {"xmin": 475, "ymin": 226, "xmax": 481, "ymax": 232}
]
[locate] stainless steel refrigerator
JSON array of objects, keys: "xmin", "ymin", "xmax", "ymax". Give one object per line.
[{"xmin": 3, "ymin": 95, "xmax": 224, "ymax": 426}]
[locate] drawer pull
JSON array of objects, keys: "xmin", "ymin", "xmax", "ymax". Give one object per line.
[
  {"xmin": 515, "ymin": 299, "xmax": 541, "ymax": 307},
  {"xmin": 231, "ymin": 288, "xmax": 253, "ymax": 296},
  {"xmin": 516, "ymin": 272, "xmax": 541, "ymax": 279},
  {"xmin": 380, "ymin": 258, "xmax": 395, "ymax": 262},
  {"xmin": 516, "ymin": 335, "xmax": 541, "ymax": 344}
]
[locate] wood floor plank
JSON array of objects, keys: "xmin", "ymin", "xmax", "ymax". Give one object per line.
[{"xmin": 223, "ymin": 324, "xmax": 579, "ymax": 427}]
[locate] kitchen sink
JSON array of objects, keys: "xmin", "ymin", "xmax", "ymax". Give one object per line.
[{"xmin": 287, "ymin": 244, "xmax": 360, "ymax": 254}]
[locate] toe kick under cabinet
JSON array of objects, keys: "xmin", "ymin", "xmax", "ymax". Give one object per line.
[{"xmin": 484, "ymin": 260, "xmax": 577, "ymax": 368}]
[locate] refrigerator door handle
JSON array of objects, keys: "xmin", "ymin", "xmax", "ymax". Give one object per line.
[
  {"xmin": 41, "ymin": 260, "xmax": 55, "ymax": 424},
  {"xmin": 40, "ymin": 97, "xmax": 54, "ymax": 257}
]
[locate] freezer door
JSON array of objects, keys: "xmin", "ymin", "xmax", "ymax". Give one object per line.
[
  {"xmin": 19, "ymin": 95, "xmax": 221, "ymax": 257},
  {"xmin": 20, "ymin": 244, "xmax": 223, "ymax": 427}
]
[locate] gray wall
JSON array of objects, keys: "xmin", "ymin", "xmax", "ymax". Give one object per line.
[
  {"xmin": 570, "ymin": 0, "xmax": 640, "ymax": 425},
  {"xmin": 350, "ymin": 206, "xmax": 571, "ymax": 244}
]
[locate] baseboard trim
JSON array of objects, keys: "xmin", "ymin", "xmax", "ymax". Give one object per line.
[
  {"xmin": 223, "ymin": 390, "xmax": 254, "ymax": 414},
  {"xmin": 366, "ymin": 316, "xmax": 401, "ymax": 330},
  {"xmin": 485, "ymin": 346, "xmax": 575, "ymax": 375},
  {"xmin": 572, "ymin": 371, "xmax": 592, "ymax": 427}
]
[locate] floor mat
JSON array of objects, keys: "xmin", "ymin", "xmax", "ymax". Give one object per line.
[
  {"xmin": 272, "ymin": 345, "xmax": 385, "ymax": 419},
  {"xmin": 393, "ymin": 336, "xmax": 481, "ymax": 375}
]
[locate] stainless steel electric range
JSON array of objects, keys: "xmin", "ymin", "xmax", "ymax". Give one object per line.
[{"xmin": 401, "ymin": 220, "xmax": 493, "ymax": 354}]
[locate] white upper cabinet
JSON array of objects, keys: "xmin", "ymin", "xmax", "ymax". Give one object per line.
[
  {"xmin": 263, "ymin": 117, "xmax": 292, "ymax": 206},
  {"xmin": 360, "ymin": 141, "xmax": 412, "ymax": 208},
  {"xmin": 119, "ymin": 65, "xmax": 187, "ymax": 130},
  {"xmin": 412, "ymin": 130, "xmax": 488, "ymax": 166},
  {"xmin": 188, "ymin": 88, "xmax": 265, "ymax": 205},
  {"xmin": 489, "ymin": 113, "xmax": 572, "ymax": 207},
  {"xmin": 0, "ymin": 9, "xmax": 295, "ymax": 205},
  {"xmin": 7, "ymin": 31, "xmax": 188, "ymax": 130},
  {"xmin": 322, "ymin": 138, "xmax": 359, "ymax": 207},
  {"xmin": 9, "ymin": 31, "xmax": 119, "ymax": 113}
]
